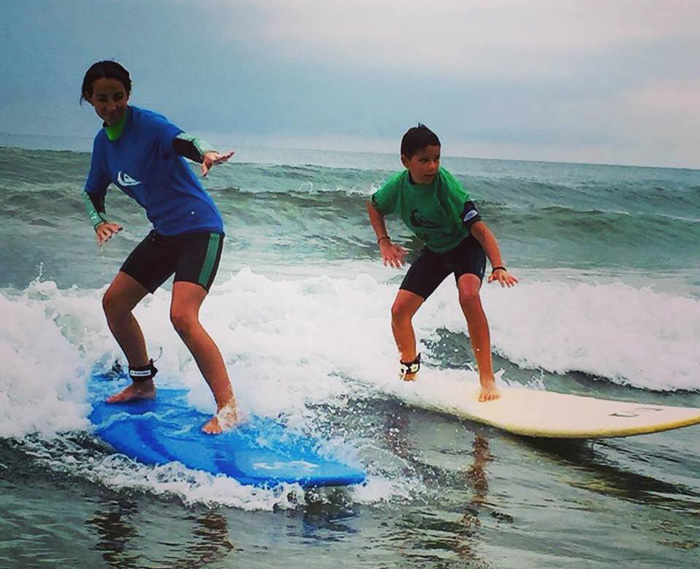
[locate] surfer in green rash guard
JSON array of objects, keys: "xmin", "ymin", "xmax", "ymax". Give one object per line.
[
  {"xmin": 80, "ymin": 60, "xmax": 238, "ymax": 434},
  {"xmin": 367, "ymin": 124, "xmax": 518, "ymax": 402}
]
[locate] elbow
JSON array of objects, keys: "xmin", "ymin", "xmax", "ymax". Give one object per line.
[{"xmin": 469, "ymin": 220, "xmax": 486, "ymax": 238}]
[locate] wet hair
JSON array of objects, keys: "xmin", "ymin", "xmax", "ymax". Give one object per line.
[
  {"xmin": 400, "ymin": 124, "xmax": 441, "ymax": 158},
  {"xmin": 80, "ymin": 60, "xmax": 132, "ymax": 104}
]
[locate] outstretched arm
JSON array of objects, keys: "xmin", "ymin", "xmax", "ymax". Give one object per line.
[
  {"xmin": 470, "ymin": 221, "xmax": 518, "ymax": 287},
  {"xmin": 172, "ymin": 134, "xmax": 234, "ymax": 177},
  {"xmin": 201, "ymin": 151, "xmax": 234, "ymax": 176},
  {"xmin": 366, "ymin": 200, "xmax": 407, "ymax": 269}
]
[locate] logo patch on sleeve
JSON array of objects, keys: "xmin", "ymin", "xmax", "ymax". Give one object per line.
[{"xmin": 463, "ymin": 209, "xmax": 479, "ymax": 222}]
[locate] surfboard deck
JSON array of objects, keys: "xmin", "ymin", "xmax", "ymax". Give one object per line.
[
  {"xmin": 88, "ymin": 374, "xmax": 366, "ymax": 487},
  {"xmin": 383, "ymin": 372, "xmax": 700, "ymax": 439}
]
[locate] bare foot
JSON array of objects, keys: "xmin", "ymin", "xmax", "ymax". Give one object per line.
[
  {"xmin": 202, "ymin": 398, "xmax": 239, "ymax": 435},
  {"xmin": 106, "ymin": 380, "xmax": 156, "ymax": 404},
  {"xmin": 401, "ymin": 370, "xmax": 418, "ymax": 382},
  {"xmin": 478, "ymin": 378, "xmax": 501, "ymax": 402}
]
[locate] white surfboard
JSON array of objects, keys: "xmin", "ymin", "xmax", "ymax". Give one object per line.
[{"xmin": 380, "ymin": 371, "xmax": 700, "ymax": 439}]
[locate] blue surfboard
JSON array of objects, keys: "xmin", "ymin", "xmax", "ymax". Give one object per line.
[{"xmin": 88, "ymin": 373, "xmax": 366, "ymax": 487}]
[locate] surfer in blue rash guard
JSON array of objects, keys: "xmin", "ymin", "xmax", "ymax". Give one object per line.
[{"xmin": 80, "ymin": 60, "xmax": 238, "ymax": 434}]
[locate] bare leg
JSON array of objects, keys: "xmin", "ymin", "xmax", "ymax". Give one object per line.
[
  {"xmin": 391, "ymin": 290, "xmax": 424, "ymax": 380},
  {"xmin": 457, "ymin": 274, "xmax": 500, "ymax": 402},
  {"xmin": 170, "ymin": 281, "xmax": 237, "ymax": 434},
  {"xmin": 103, "ymin": 272, "xmax": 156, "ymax": 403}
]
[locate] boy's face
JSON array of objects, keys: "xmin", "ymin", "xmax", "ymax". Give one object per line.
[{"xmin": 401, "ymin": 145, "xmax": 441, "ymax": 185}]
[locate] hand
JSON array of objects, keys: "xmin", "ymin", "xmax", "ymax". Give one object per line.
[
  {"xmin": 488, "ymin": 267, "xmax": 518, "ymax": 287},
  {"xmin": 201, "ymin": 150, "xmax": 235, "ymax": 177},
  {"xmin": 379, "ymin": 240, "xmax": 408, "ymax": 269},
  {"xmin": 95, "ymin": 221, "xmax": 123, "ymax": 246}
]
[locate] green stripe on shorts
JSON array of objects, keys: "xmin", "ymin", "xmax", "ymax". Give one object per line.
[{"xmin": 198, "ymin": 233, "xmax": 221, "ymax": 288}]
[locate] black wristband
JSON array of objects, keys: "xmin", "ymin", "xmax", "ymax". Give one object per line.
[
  {"xmin": 378, "ymin": 236, "xmax": 390, "ymax": 244},
  {"xmin": 491, "ymin": 266, "xmax": 507, "ymax": 273}
]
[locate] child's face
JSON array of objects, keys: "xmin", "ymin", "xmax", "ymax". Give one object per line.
[
  {"xmin": 401, "ymin": 145, "xmax": 441, "ymax": 185},
  {"xmin": 86, "ymin": 77, "xmax": 130, "ymax": 126}
]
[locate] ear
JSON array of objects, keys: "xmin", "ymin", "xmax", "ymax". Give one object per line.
[
  {"xmin": 83, "ymin": 90, "xmax": 94, "ymax": 106},
  {"xmin": 401, "ymin": 155, "xmax": 410, "ymax": 168}
]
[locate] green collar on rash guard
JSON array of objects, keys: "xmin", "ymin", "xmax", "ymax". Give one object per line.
[{"xmin": 103, "ymin": 108, "xmax": 129, "ymax": 142}]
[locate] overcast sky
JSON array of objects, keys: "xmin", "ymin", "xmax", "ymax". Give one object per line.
[{"xmin": 1, "ymin": 0, "xmax": 699, "ymax": 168}]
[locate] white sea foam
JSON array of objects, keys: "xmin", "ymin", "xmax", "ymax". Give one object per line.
[
  {"xmin": 1, "ymin": 267, "xmax": 698, "ymax": 506},
  {"xmin": 3, "ymin": 268, "xmax": 699, "ymax": 436},
  {"xmin": 0, "ymin": 283, "xmax": 90, "ymax": 438},
  {"xmin": 480, "ymin": 279, "xmax": 700, "ymax": 391}
]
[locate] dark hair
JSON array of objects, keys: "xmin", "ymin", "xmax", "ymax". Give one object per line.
[
  {"xmin": 400, "ymin": 124, "xmax": 440, "ymax": 158},
  {"xmin": 80, "ymin": 60, "xmax": 132, "ymax": 104}
]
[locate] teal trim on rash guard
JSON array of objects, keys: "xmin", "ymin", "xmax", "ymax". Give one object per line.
[
  {"xmin": 83, "ymin": 192, "xmax": 108, "ymax": 228},
  {"xmin": 175, "ymin": 133, "xmax": 216, "ymax": 160}
]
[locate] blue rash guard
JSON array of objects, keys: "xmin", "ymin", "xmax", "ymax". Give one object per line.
[{"xmin": 84, "ymin": 106, "xmax": 224, "ymax": 236}]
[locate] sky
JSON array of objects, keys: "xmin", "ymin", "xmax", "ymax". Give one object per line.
[{"xmin": 1, "ymin": 0, "xmax": 699, "ymax": 168}]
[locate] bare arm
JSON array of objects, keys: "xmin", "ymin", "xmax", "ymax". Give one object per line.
[
  {"xmin": 470, "ymin": 221, "xmax": 518, "ymax": 287},
  {"xmin": 366, "ymin": 200, "xmax": 407, "ymax": 269}
]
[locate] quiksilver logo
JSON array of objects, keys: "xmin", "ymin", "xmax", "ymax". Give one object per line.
[
  {"xmin": 410, "ymin": 209, "xmax": 441, "ymax": 229},
  {"xmin": 117, "ymin": 171, "xmax": 141, "ymax": 187}
]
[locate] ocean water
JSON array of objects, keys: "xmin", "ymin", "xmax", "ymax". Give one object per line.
[{"xmin": 1, "ymin": 139, "xmax": 699, "ymax": 568}]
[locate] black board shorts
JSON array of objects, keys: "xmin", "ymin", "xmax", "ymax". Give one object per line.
[
  {"xmin": 400, "ymin": 235, "xmax": 486, "ymax": 300},
  {"xmin": 121, "ymin": 230, "xmax": 224, "ymax": 293}
]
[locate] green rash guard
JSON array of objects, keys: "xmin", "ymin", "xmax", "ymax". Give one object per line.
[{"xmin": 371, "ymin": 167, "xmax": 478, "ymax": 253}]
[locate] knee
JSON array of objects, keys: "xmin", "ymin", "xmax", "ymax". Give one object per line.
[
  {"xmin": 170, "ymin": 309, "xmax": 198, "ymax": 338},
  {"xmin": 391, "ymin": 300, "xmax": 413, "ymax": 324},
  {"xmin": 458, "ymin": 286, "xmax": 481, "ymax": 309},
  {"xmin": 102, "ymin": 289, "xmax": 126, "ymax": 320}
]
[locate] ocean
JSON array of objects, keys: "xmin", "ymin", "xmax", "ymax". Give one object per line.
[{"xmin": 1, "ymin": 138, "xmax": 699, "ymax": 568}]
